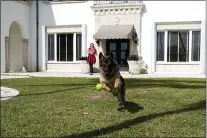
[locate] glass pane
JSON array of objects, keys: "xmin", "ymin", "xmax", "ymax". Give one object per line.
[
  {"xmin": 168, "ymin": 31, "xmax": 178, "ymax": 62},
  {"xmin": 59, "ymin": 34, "xmax": 66, "ymax": 61},
  {"xmin": 67, "ymin": 34, "xmax": 73, "ymax": 61},
  {"xmin": 156, "ymin": 32, "xmax": 165, "ymax": 61},
  {"xmin": 178, "ymin": 31, "xmax": 189, "ymax": 62},
  {"xmin": 57, "ymin": 34, "xmax": 60, "ymax": 61},
  {"xmin": 192, "ymin": 31, "xmax": 200, "ymax": 61},
  {"xmin": 48, "ymin": 34, "xmax": 54, "ymax": 61},
  {"xmin": 121, "ymin": 42, "xmax": 127, "ymax": 50},
  {"xmin": 121, "ymin": 51, "xmax": 126, "ymax": 59},
  {"xmin": 109, "ymin": 43, "xmax": 116, "ymax": 50},
  {"xmin": 76, "ymin": 34, "xmax": 82, "ymax": 60},
  {"xmin": 112, "ymin": 52, "xmax": 116, "ymax": 59}
]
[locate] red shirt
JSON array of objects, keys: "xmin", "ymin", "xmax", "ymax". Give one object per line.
[
  {"xmin": 87, "ymin": 48, "xmax": 97, "ymax": 64},
  {"xmin": 88, "ymin": 48, "xmax": 97, "ymax": 55}
]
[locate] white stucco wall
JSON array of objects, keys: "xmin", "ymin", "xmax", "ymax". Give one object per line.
[
  {"xmin": 1, "ymin": 1, "xmax": 31, "ymax": 73},
  {"xmin": 37, "ymin": 1, "xmax": 95, "ymax": 71},
  {"xmin": 39, "ymin": 1, "xmax": 205, "ymax": 73},
  {"xmin": 141, "ymin": 1, "xmax": 206, "ymax": 74}
]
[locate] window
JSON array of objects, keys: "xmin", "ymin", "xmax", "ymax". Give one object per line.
[
  {"xmin": 47, "ymin": 33, "xmax": 82, "ymax": 62},
  {"xmin": 156, "ymin": 32, "xmax": 165, "ymax": 61},
  {"xmin": 168, "ymin": 31, "xmax": 189, "ymax": 62},
  {"xmin": 48, "ymin": 34, "xmax": 54, "ymax": 61},
  {"xmin": 76, "ymin": 34, "xmax": 82, "ymax": 61},
  {"xmin": 57, "ymin": 34, "xmax": 73, "ymax": 61},
  {"xmin": 192, "ymin": 31, "xmax": 200, "ymax": 61},
  {"xmin": 156, "ymin": 30, "xmax": 200, "ymax": 63}
]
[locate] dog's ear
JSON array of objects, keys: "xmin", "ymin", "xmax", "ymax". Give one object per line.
[
  {"xmin": 109, "ymin": 52, "xmax": 114, "ymax": 60},
  {"xmin": 99, "ymin": 52, "xmax": 104, "ymax": 61}
]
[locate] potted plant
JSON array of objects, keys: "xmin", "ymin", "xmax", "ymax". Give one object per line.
[
  {"xmin": 79, "ymin": 56, "xmax": 89, "ymax": 73},
  {"xmin": 127, "ymin": 54, "xmax": 143, "ymax": 74}
]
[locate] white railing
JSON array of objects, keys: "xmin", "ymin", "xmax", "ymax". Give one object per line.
[{"xmin": 94, "ymin": 0, "xmax": 142, "ymax": 5}]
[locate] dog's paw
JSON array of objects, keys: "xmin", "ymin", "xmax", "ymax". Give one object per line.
[
  {"xmin": 102, "ymin": 83, "xmax": 111, "ymax": 92},
  {"xmin": 117, "ymin": 104, "xmax": 125, "ymax": 112},
  {"xmin": 106, "ymin": 87, "xmax": 111, "ymax": 92},
  {"xmin": 104, "ymin": 86, "xmax": 111, "ymax": 92}
]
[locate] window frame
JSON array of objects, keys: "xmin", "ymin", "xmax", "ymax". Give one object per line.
[
  {"xmin": 156, "ymin": 29, "xmax": 201, "ymax": 65},
  {"xmin": 47, "ymin": 32, "xmax": 82, "ymax": 63}
]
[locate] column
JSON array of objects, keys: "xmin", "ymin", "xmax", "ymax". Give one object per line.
[
  {"xmin": 42, "ymin": 26, "xmax": 46, "ymax": 71},
  {"xmin": 200, "ymin": 20, "xmax": 206, "ymax": 74},
  {"xmin": 22, "ymin": 39, "xmax": 29, "ymax": 71},
  {"xmin": 151, "ymin": 22, "xmax": 156, "ymax": 73},
  {"xmin": 81, "ymin": 24, "xmax": 87, "ymax": 57},
  {"xmin": 138, "ymin": 14, "xmax": 142, "ymax": 56},
  {"xmin": 73, "ymin": 33, "xmax": 77, "ymax": 62},
  {"xmin": 5, "ymin": 36, "xmax": 10, "ymax": 72}
]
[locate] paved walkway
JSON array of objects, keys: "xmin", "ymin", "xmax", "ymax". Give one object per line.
[
  {"xmin": 1, "ymin": 87, "xmax": 19, "ymax": 100},
  {"xmin": 1, "ymin": 71, "xmax": 205, "ymax": 79}
]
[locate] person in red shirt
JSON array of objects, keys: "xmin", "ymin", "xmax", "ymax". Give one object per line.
[{"xmin": 87, "ymin": 43, "xmax": 97, "ymax": 75}]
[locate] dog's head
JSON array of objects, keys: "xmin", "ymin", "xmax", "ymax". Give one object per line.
[{"xmin": 99, "ymin": 52, "xmax": 118, "ymax": 77}]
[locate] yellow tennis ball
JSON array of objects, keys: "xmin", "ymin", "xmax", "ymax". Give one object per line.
[{"xmin": 96, "ymin": 83, "xmax": 103, "ymax": 91}]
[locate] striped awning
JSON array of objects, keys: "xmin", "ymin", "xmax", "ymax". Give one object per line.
[{"xmin": 93, "ymin": 25, "xmax": 134, "ymax": 39}]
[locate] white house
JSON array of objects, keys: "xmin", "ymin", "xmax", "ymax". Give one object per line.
[{"xmin": 1, "ymin": 0, "xmax": 206, "ymax": 75}]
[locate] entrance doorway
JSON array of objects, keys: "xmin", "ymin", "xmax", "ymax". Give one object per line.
[{"xmin": 106, "ymin": 39, "xmax": 129, "ymax": 71}]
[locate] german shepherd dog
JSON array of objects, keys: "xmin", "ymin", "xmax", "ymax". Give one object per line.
[{"xmin": 99, "ymin": 52, "xmax": 126, "ymax": 110}]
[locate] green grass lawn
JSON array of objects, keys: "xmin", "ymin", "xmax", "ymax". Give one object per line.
[{"xmin": 1, "ymin": 77, "xmax": 206, "ymax": 137}]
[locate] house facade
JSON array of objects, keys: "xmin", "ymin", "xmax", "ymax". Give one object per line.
[{"xmin": 1, "ymin": 0, "xmax": 206, "ymax": 74}]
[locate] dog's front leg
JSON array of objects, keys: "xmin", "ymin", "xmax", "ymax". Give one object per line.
[
  {"xmin": 101, "ymin": 83, "xmax": 111, "ymax": 92},
  {"xmin": 117, "ymin": 81, "xmax": 126, "ymax": 111}
]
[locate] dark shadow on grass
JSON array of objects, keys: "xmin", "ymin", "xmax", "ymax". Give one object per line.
[
  {"xmin": 60, "ymin": 100, "xmax": 205, "ymax": 138},
  {"xmin": 125, "ymin": 79, "xmax": 206, "ymax": 89},
  {"xmin": 18, "ymin": 86, "xmax": 85, "ymax": 97},
  {"xmin": 124, "ymin": 101, "xmax": 144, "ymax": 114},
  {"xmin": 127, "ymin": 78, "xmax": 206, "ymax": 83},
  {"xmin": 127, "ymin": 83, "xmax": 206, "ymax": 89}
]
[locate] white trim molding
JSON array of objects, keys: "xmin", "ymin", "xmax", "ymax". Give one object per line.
[
  {"xmin": 15, "ymin": 1, "xmax": 32, "ymax": 5},
  {"xmin": 81, "ymin": 24, "xmax": 87, "ymax": 57},
  {"xmin": 42, "ymin": 26, "xmax": 46, "ymax": 71},
  {"xmin": 91, "ymin": 3, "xmax": 145, "ymax": 15},
  {"xmin": 73, "ymin": 33, "xmax": 77, "ymax": 62},
  {"xmin": 46, "ymin": 25, "xmax": 82, "ymax": 34},
  {"xmin": 200, "ymin": 20, "xmax": 206, "ymax": 74},
  {"xmin": 43, "ymin": 1, "xmax": 88, "ymax": 5},
  {"xmin": 157, "ymin": 21, "xmax": 201, "ymax": 30},
  {"xmin": 151, "ymin": 21, "xmax": 156, "ymax": 73}
]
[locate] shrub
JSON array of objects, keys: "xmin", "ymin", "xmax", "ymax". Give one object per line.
[
  {"xmin": 127, "ymin": 55, "xmax": 140, "ymax": 61},
  {"xmin": 79, "ymin": 56, "xmax": 87, "ymax": 60}
]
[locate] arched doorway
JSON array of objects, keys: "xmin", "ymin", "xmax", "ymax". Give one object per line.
[{"xmin": 8, "ymin": 21, "xmax": 23, "ymax": 72}]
